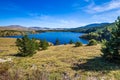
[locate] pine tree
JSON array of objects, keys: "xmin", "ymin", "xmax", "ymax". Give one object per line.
[
  {"xmin": 39, "ymin": 39, "xmax": 49, "ymax": 50},
  {"xmin": 101, "ymin": 17, "xmax": 120, "ymax": 63},
  {"xmin": 55, "ymin": 38, "xmax": 60, "ymax": 45},
  {"xmin": 16, "ymin": 35, "xmax": 39, "ymax": 57},
  {"xmin": 69, "ymin": 40, "xmax": 73, "ymax": 44}
]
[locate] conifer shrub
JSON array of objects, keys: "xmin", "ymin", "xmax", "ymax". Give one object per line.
[
  {"xmin": 69, "ymin": 40, "xmax": 73, "ymax": 44},
  {"xmin": 39, "ymin": 39, "xmax": 49, "ymax": 50},
  {"xmin": 16, "ymin": 35, "xmax": 39, "ymax": 57},
  {"xmin": 55, "ymin": 38, "xmax": 60, "ymax": 45}
]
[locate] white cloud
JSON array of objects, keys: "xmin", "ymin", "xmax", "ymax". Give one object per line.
[
  {"xmin": 5, "ymin": 14, "xmax": 85, "ymax": 28},
  {"xmin": 86, "ymin": 0, "xmax": 120, "ymax": 13},
  {"xmin": 26, "ymin": 14, "xmax": 85, "ymax": 28},
  {"xmin": 91, "ymin": 10, "xmax": 120, "ymax": 22}
]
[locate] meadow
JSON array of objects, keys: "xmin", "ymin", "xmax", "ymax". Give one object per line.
[{"xmin": 0, "ymin": 38, "xmax": 120, "ymax": 80}]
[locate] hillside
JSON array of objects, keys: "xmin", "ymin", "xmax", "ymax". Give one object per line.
[
  {"xmin": 80, "ymin": 23, "xmax": 110, "ymax": 28},
  {"xmin": 0, "ymin": 25, "xmax": 28, "ymax": 31},
  {"xmin": 80, "ymin": 23, "xmax": 116, "ymax": 41},
  {"xmin": 0, "ymin": 38, "xmax": 120, "ymax": 80},
  {"xmin": 67, "ymin": 23, "xmax": 111, "ymax": 33}
]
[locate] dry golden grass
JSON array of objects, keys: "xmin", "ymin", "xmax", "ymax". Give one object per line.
[
  {"xmin": 0, "ymin": 38, "xmax": 17, "ymax": 56},
  {"xmin": 0, "ymin": 38, "xmax": 120, "ymax": 80}
]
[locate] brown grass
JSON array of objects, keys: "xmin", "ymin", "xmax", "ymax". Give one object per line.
[{"xmin": 0, "ymin": 38, "xmax": 120, "ymax": 80}]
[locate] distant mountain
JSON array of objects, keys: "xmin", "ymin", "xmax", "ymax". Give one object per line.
[
  {"xmin": 0, "ymin": 25, "xmax": 52, "ymax": 31},
  {"xmin": 0, "ymin": 25, "xmax": 28, "ymax": 31},
  {"xmin": 0, "ymin": 25, "xmax": 66, "ymax": 31},
  {"xmin": 67, "ymin": 23, "xmax": 111, "ymax": 33},
  {"xmin": 0, "ymin": 23, "xmax": 111, "ymax": 31},
  {"xmin": 81, "ymin": 23, "xmax": 110, "ymax": 28}
]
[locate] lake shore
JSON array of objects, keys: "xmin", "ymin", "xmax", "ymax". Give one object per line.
[{"xmin": 6, "ymin": 32, "xmax": 88, "ymax": 45}]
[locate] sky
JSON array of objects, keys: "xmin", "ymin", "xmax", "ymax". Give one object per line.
[{"xmin": 0, "ymin": 0, "xmax": 120, "ymax": 28}]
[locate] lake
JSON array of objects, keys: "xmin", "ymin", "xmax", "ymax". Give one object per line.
[{"xmin": 7, "ymin": 32, "xmax": 88, "ymax": 44}]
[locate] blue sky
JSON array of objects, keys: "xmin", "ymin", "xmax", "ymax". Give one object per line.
[{"xmin": 0, "ymin": 0, "xmax": 120, "ymax": 28}]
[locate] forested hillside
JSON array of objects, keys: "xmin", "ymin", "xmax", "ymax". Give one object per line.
[
  {"xmin": 80, "ymin": 23, "xmax": 116, "ymax": 41},
  {"xmin": 66, "ymin": 23, "xmax": 111, "ymax": 33}
]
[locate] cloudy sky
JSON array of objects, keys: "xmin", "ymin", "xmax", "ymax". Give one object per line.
[{"xmin": 0, "ymin": 0, "xmax": 120, "ymax": 28}]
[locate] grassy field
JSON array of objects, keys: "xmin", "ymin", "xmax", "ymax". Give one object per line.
[{"xmin": 0, "ymin": 38, "xmax": 120, "ymax": 80}]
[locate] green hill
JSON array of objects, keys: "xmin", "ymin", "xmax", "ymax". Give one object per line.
[
  {"xmin": 80, "ymin": 23, "xmax": 116, "ymax": 41},
  {"xmin": 66, "ymin": 23, "xmax": 111, "ymax": 33}
]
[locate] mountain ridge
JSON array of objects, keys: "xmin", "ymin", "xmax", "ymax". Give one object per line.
[
  {"xmin": 80, "ymin": 23, "xmax": 110, "ymax": 28},
  {"xmin": 0, "ymin": 23, "xmax": 111, "ymax": 31}
]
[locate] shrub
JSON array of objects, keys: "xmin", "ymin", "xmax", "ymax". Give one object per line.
[
  {"xmin": 69, "ymin": 40, "xmax": 73, "ymax": 44},
  {"xmin": 55, "ymin": 38, "xmax": 60, "ymax": 45},
  {"xmin": 64, "ymin": 43, "xmax": 67, "ymax": 45},
  {"xmin": 16, "ymin": 35, "xmax": 39, "ymax": 57},
  {"xmin": 101, "ymin": 17, "xmax": 120, "ymax": 63},
  {"xmin": 87, "ymin": 39, "xmax": 97, "ymax": 46},
  {"xmin": 75, "ymin": 42, "xmax": 83, "ymax": 47},
  {"xmin": 39, "ymin": 39, "xmax": 49, "ymax": 50}
]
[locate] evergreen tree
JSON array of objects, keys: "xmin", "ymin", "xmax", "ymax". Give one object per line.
[
  {"xmin": 69, "ymin": 40, "xmax": 73, "ymax": 44},
  {"xmin": 55, "ymin": 38, "xmax": 60, "ymax": 45},
  {"xmin": 39, "ymin": 39, "xmax": 49, "ymax": 50},
  {"xmin": 16, "ymin": 35, "xmax": 39, "ymax": 57},
  {"xmin": 101, "ymin": 17, "xmax": 120, "ymax": 63}
]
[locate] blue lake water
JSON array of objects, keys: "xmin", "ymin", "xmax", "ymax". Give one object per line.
[{"xmin": 7, "ymin": 32, "xmax": 88, "ymax": 44}]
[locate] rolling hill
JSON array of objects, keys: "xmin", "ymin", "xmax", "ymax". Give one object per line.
[{"xmin": 67, "ymin": 23, "xmax": 111, "ymax": 33}]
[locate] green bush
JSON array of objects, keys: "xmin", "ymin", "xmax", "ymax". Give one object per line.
[
  {"xmin": 55, "ymin": 38, "xmax": 60, "ymax": 45},
  {"xmin": 87, "ymin": 39, "xmax": 97, "ymax": 46},
  {"xmin": 39, "ymin": 39, "xmax": 49, "ymax": 50},
  {"xmin": 69, "ymin": 40, "xmax": 73, "ymax": 44},
  {"xmin": 75, "ymin": 42, "xmax": 83, "ymax": 47},
  {"xmin": 101, "ymin": 17, "xmax": 120, "ymax": 63},
  {"xmin": 16, "ymin": 35, "xmax": 39, "ymax": 57}
]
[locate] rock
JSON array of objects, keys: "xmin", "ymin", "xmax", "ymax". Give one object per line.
[{"xmin": 0, "ymin": 58, "xmax": 12, "ymax": 63}]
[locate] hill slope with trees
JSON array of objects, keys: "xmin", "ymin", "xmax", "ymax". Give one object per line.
[{"xmin": 80, "ymin": 23, "xmax": 116, "ymax": 41}]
